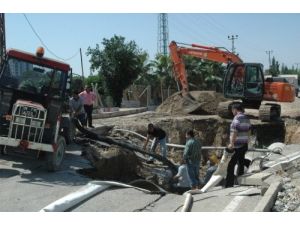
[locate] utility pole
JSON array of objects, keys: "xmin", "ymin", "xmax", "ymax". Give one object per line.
[
  {"xmin": 79, "ymin": 48, "xmax": 84, "ymax": 80},
  {"xmin": 228, "ymin": 34, "xmax": 238, "ymax": 54},
  {"xmin": 266, "ymin": 50, "xmax": 273, "ymax": 69}
]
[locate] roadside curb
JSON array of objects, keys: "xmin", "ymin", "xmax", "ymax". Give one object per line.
[
  {"xmin": 254, "ymin": 181, "xmax": 282, "ymax": 212},
  {"xmin": 92, "ymin": 107, "xmax": 147, "ymax": 119}
]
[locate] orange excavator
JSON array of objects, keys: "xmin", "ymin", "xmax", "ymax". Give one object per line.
[{"xmin": 169, "ymin": 41, "xmax": 295, "ymax": 121}]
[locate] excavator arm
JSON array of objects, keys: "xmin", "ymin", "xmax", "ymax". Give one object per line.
[{"xmin": 169, "ymin": 41, "xmax": 242, "ymax": 94}]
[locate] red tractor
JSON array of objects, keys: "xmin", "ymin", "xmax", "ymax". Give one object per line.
[{"xmin": 0, "ymin": 47, "xmax": 74, "ymax": 171}]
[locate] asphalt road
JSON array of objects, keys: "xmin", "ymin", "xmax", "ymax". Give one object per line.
[
  {"xmin": 1, "ymin": 142, "xmax": 299, "ymax": 212},
  {"xmin": 0, "ymin": 143, "xmax": 92, "ymax": 212}
]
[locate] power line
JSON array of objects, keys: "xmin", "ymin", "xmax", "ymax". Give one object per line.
[
  {"xmin": 169, "ymin": 17, "xmax": 205, "ymax": 43},
  {"xmin": 170, "ymin": 14, "xmax": 215, "ymax": 45},
  {"xmin": 198, "ymin": 14, "xmax": 267, "ymax": 53},
  {"xmin": 184, "ymin": 14, "xmax": 229, "ymax": 47},
  {"xmin": 23, "ymin": 14, "xmax": 79, "ymax": 61}
]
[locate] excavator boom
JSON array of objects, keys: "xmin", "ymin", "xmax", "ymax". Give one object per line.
[{"xmin": 169, "ymin": 41, "xmax": 242, "ymax": 93}]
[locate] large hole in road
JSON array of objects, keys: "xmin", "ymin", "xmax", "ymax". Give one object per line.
[{"xmin": 75, "ymin": 112, "xmax": 300, "ymax": 193}]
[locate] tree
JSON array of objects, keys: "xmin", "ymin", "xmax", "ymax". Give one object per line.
[
  {"xmin": 181, "ymin": 57, "xmax": 224, "ymax": 92},
  {"xmin": 87, "ymin": 35, "xmax": 146, "ymax": 107},
  {"xmin": 71, "ymin": 73, "xmax": 84, "ymax": 93},
  {"xmin": 85, "ymin": 74, "xmax": 105, "ymax": 95},
  {"xmin": 150, "ymin": 54, "xmax": 175, "ymax": 102},
  {"xmin": 269, "ymin": 56, "xmax": 280, "ymax": 77}
]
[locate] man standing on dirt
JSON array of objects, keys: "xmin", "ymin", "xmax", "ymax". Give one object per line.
[
  {"xmin": 79, "ymin": 85, "xmax": 96, "ymax": 128},
  {"xmin": 143, "ymin": 123, "xmax": 168, "ymax": 164},
  {"xmin": 184, "ymin": 129, "xmax": 202, "ymax": 190},
  {"xmin": 225, "ymin": 103, "xmax": 251, "ymax": 188}
]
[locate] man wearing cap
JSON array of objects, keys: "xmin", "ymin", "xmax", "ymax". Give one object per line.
[{"xmin": 79, "ymin": 85, "xmax": 96, "ymax": 128}]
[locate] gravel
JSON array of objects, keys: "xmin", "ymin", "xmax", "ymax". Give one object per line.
[{"xmin": 272, "ymin": 175, "xmax": 300, "ymax": 212}]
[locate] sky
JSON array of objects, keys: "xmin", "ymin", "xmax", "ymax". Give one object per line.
[{"xmin": 5, "ymin": 13, "xmax": 300, "ymax": 76}]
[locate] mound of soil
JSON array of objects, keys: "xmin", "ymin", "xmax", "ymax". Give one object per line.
[{"xmin": 156, "ymin": 91, "xmax": 227, "ymax": 115}]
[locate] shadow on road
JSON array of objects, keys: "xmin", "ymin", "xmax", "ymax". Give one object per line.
[
  {"xmin": 0, "ymin": 168, "xmax": 20, "ymax": 178},
  {"xmin": 0, "ymin": 149, "xmax": 91, "ymax": 187}
]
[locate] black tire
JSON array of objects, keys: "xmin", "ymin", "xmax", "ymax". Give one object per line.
[
  {"xmin": 61, "ymin": 116, "xmax": 76, "ymax": 144},
  {"xmin": 62, "ymin": 122, "xmax": 76, "ymax": 144},
  {"xmin": 46, "ymin": 135, "xmax": 66, "ymax": 172}
]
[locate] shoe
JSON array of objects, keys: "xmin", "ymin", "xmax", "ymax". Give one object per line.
[
  {"xmin": 89, "ymin": 125, "xmax": 95, "ymax": 128},
  {"xmin": 146, "ymin": 160, "xmax": 154, "ymax": 164}
]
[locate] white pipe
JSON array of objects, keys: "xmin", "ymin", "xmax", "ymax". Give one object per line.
[
  {"xmin": 201, "ymin": 175, "xmax": 223, "ymax": 193},
  {"xmin": 114, "ymin": 128, "xmax": 281, "ymax": 152},
  {"xmin": 39, "ymin": 181, "xmax": 154, "ymax": 212},
  {"xmin": 40, "ymin": 182, "xmax": 110, "ymax": 212},
  {"xmin": 265, "ymin": 151, "xmax": 300, "ymax": 168},
  {"xmin": 90, "ymin": 180, "xmax": 164, "ymax": 193},
  {"xmin": 181, "ymin": 193, "xmax": 193, "ymax": 212}
]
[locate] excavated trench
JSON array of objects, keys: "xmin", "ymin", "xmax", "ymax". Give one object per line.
[
  {"xmin": 74, "ymin": 112, "xmax": 300, "ymax": 194},
  {"xmin": 76, "ymin": 91, "xmax": 300, "ymax": 193}
]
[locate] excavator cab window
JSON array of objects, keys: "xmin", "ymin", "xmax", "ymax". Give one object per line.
[
  {"xmin": 224, "ymin": 64, "xmax": 245, "ymax": 98},
  {"xmin": 224, "ymin": 63, "xmax": 264, "ymax": 101},
  {"xmin": 244, "ymin": 65, "xmax": 264, "ymax": 99}
]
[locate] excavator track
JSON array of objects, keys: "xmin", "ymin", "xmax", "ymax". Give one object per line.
[{"xmin": 258, "ymin": 103, "xmax": 281, "ymax": 122}]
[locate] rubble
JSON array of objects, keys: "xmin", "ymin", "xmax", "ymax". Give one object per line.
[{"xmin": 272, "ymin": 174, "xmax": 300, "ymax": 212}]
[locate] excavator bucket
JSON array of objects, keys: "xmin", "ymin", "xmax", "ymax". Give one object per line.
[{"xmin": 181, "ymin": 93, "xmax": 205, "ymax": 114}]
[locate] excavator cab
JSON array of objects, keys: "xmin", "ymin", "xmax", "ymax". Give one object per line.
[{"xmin": 224, "ymin": 63, "xmax": 264, "ymax": 105}]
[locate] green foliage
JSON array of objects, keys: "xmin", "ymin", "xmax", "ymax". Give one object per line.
[
  {"xmin": 71, "ymin": 74, "xmax": 84, "ymax": 93},
  {"xmin": 280, "ymin": 63, "xmax": 300, "ymax": 75},
  {"xmin": 85, "ymin": 74, "xmax": 105, "ymax": 95},
  {"xmin": 183, "ymin": 56, "xmax": 224, "ymax": 91},
  {"xmin": 87, "ymin": 35, "xmax": 146, "ymax": 107},
  {"xmin": 135, "ymin": 54, "xmax": 225, "ymax": 95},
  {"xmin": 269, "ymin": 56, "xmax": 280, "ymax": 77}
]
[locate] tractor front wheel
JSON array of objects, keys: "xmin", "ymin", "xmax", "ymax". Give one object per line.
[{"xmin": 46, "ymin": 136, "xmax": 66, "ymax": 172}]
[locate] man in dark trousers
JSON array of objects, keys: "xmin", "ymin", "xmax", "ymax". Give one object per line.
[
  {"xmin": 143, "ymin": 123, "xmax": 168, "ymax": 163},
  {"xmin": 69, "ymin": 91, "xmax": 86, "ymax": 127},
  {"xmin": 183, "ymin": 129, "xmax": 202, "ymax": 190},
  {"xmin": 225, "ymin": 103, "xmax": 251, "ymax": 188},
  {"xmin": 79, "ymin": 85, "xmax": 96, "ymax": 128}
]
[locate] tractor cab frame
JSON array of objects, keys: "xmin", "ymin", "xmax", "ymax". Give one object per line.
[{"xmin": 0, "ymin": 48, "xmax": 73, "ymax": 171}]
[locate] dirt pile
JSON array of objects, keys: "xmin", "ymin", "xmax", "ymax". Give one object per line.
[
  {"xmin": 284, "ymin": 119, "xmax": 300, "ymax": 144},
  {"xmin": 156, "ymin": 91, "xmax": 227, "ymax": 115}
]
